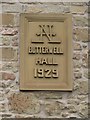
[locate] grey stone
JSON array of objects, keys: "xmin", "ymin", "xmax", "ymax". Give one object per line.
[
  {"xmin": 45, "ymin": 101, "xmax": 64, "ymax": 116},
  {"xmin": 78, "ymin": 102, "xmax": 88, "ymax": 118},
  {"xmin": 78, "ymin": 81, "xmax": 88, "ymax": 95},
  {"xmin": 8, "ymin": 92, "xmax": 41, "ymax": 114}
]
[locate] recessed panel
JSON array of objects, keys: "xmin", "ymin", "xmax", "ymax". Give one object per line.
[{"xmin": 20, "ymin": 14, "xmax": 72, "ymax": 90}]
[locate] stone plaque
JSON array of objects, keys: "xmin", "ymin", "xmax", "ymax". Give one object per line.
[{"xmin": 20, "ymin": 14, "xmax": 73, "ymax": 90}]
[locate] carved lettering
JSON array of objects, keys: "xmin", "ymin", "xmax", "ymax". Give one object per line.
[
  {"xmin": 29, "ymin": 24, "xmax": 63, "ymax": 80},
  {"xmin": 29, "ymin": 46, "xmax": 63, "ymax": 55},
  {"xmin": 52, "ymin": 69, "xmax": 58, "ymax": 78},
  {"xmin": 45, "ymin": 69, "xmax": 52, "ymax": 78},
  {"xmin": 34, "ymin": 68, "xmax": 58, "ymax": 78},
  {"xmin": 35, "ymin": 57, "xmax": 58, "ymax": 65},
  {"xmin": 31, "ymin": 25, "xmax": 61, "ymax": 44},
  {"xmin": 37, "ymin": 68, "xmax": 44, "ymax": 78},
  {"xmin": 36, "ymin": 25, "xmax": 56, "ymax": 41}
]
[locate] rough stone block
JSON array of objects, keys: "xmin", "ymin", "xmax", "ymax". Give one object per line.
[
  {"xmin": 74, "ymin": 43, "xmax": 82, "ymax": 50},
  {"xmin": 45, "ymin": 101, "xmax": 64, "ymax": 116},
  {"xmin": 79, "ymin": 81, "xmax": 88, "ymax": 95},
  {"xmin": 0, "ymin": 47, "xmax": 17, "ymax": 61},
  {"xmin": 1, "ymin": 28, "xmax": 18, "ymax": 36},
  {"xmin": 11, "ymin": 36, "xmax": 18, "ymax": 46},
  {"xmin": 0, "ymin": 103, "xmax": 5, "ymax": 112},
  {"xmin": 0, "ymin": 36, "xmax": 11, "ymax": 46},
  {"xmin": 2, "ymin": 3, "xmax": 22, "ymax": 13},
  {"xmin": 82, "ymin": 52, "xmax": 88, "ymax": 68},
  {"xmin": 2, "ymin": 62, "xmax": 18, "ymax": 73},
  {"xmin": 73, "ymin": 52, "xmax": 81, "ymax": 60},
  {"xmin": 73, "ymin": 60, "xmax": 81, "ymax": 68},
  {"xmin": 74, "ymin": 16, "xmax": 88, "ymax": 27},
  {"xmin": 2, "ymin": 72, "xmax": 16, "ymax": 80},
  {"xmin": 78, "ymin": 102, "xmax": 88, "ymax": 118},
  {"xmin": 67, "ymin": 105, "xmax": 77, "ymax": 113},
  {"xmin": 74, "ymin": 72, "xmax": 82, "ymax": 79},
  {"xmin": 34, "ymin": 92, "xmax": 62, "ymax": 99},
  {"xmin": 8, "ymin": 92, "xmax": 40, "ymax": 114},
  {"xmin": 74, "ymin": 28, "xmax": 88, "ymax": 42},
  {"xmin": 0, "ymin": 14, "xmax": 14, "ymax": 26},
  {"xmin": 70, "ymin": 6, "xmax": 87, "ymax": 14},
  {"xmin": 84, "ymin": 69, "xmax": 88, "ymax": 79}
]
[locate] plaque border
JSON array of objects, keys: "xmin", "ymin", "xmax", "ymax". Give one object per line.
[{"xmin": 20, "ymin": 13, "xmax": 73, "ymax": 91}]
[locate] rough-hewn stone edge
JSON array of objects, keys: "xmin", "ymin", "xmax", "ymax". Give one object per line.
[
  {"xmin": 88, "ymin": 1, "xmax": 90, "ymax": 120},
  {"xmin": 1, "ymin": 118, "xmax": 89, "ymax": 120}
]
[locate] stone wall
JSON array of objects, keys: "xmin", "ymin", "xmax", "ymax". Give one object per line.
[{"xmin": 0, "ymin": 0, "xmax": 89, "ymax": 119}]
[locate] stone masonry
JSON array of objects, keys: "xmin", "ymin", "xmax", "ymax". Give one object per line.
[{"xmin": 0, "ymin": 0, "xmax": 89, "ymax": 119}]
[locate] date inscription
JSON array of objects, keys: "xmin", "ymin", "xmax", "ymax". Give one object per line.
[{"xmin": 34, "ymin": 68, "xmax": 58, "ymax": 78}]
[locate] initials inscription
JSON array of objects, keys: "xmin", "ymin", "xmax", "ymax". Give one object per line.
[
  {"xmin": 36, "ymin": 25, "xmax": 56, "ymax": 41},
  {"xmin": 31, "ymin": 25, "xmax": 61, "ymax": 44}
]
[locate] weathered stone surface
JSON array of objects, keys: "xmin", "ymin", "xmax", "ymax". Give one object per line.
[
  {"xmin": 1, "ymin": 80, "xmax": 12, "ymax": 89},
  {"xmin": 73, "ymin": 81, "xmax": 79, "ymax": 90},
  {"xmin": 67, "ymin": 99, "xmax": 79, "ymax": 105},
  {"xmin": 13, "ymin": 14, "xmax": 19, "ymax": 27},
  {"xmin": 11, "ymin": 36, "xmax": 18, "ymax": 46},
  {"xmin": 74, "ymin": 28, "xmax": 88, "ymax": 41},
  {"xmin": 0, "ymin": 91, "xmax": 4, "ymax": 101},
  {"xmin": 82, "ymin": 43, "xmax": 88, "ymax": 50},
  {"xmin": 0, "ymin": 36, "xmax": 11, "ymax": 46},
  {"xmin": 0, "ymin": 103, "xmax": 5, "ymax": 112},
  {"xmin": 82, "ymin": 52, "xmax": 88, "ymax": 68},
  {"xmin": 0, "ymin": 72, "xmax": 2, "ymax": 80},
  {"xmin": 2, "ymin": 72, "xmax": 16, "ymax": 80},
  {"xmin": 45, "ymin": 101, "xmax": 64, "ymax": 116},
  {"xmin": 2, "ymin": 3, "xmax": 22, "ymax": 13},
  {"xmin": 25, "ymin": 4, "xmax": 70, "ymax": 13},
  {"xmin": 73, "ymin": 60, "xmax": 81, "ymax": 68},
  {"xmin": 0, "ymin": 47, "xmax": 17, "ymax": 61},
  {"xmin": 2, "ymin": 62, "xmax": 18, "ymax": 73},
  {"xmin": 67, "ymin": 105, "xmax": 77, "ymax": 113},
  {"xmin": 9, "ymin": 92, "xmax": 41, "ymax": 114},
  {"xmin": 1, "ymin": 28, "xmax": 18, "ymax": 36},
  {"xmin": 0, "ymin": 0, "xmax": 18, "ymax": 3},
  {"xmin": 71, "ymin": 2, "xmax": 87, "ymax": 6},
  {"xmin": 77, "ymin": 95, "xmax": 88, "ymax": 101},
  {"xmin": 2, "ymin": 114, "xmax": 12, "ymax": 118},
  {"xmin": 42, "ymin": 5, "xmax": 70, "ymax": 13},
  {"xmin": 73, "ymin": 52, "xmax": 81, "ymax": 60},
  {"xmin": 78, "ymin": 102, "xmax": 88, "ymax": 118},
  {"xmin": 61, "ymin": 112, "xmax": 69, "ymax": 117},
  {"xmin": 0, "ymin": 35, "xmax": 18, "ymax": 48},
  {"xmin": 19, "ymin": 0, "xmax": 40, "ymax": 3},
  {"xmin": 88, "ymin": 70, "xmax": 90, "ymax": 79},
  {"xmin": 0, "ymin": 37, "xmax": 2, "ymax": 46},
  {"xmin": 78, "ymin": 81, "xmax": 88, "ymax": 94},
  {"xmin": 0, "ymin": 14, "xmax": 15, "ymax": 26},
  {"xmin": 74, "ymin": 72, "xmax": 82, "ymax": 79},
  {"xmin": 35, "ymin": 92, "xmax": 62, "ymax": 99},
  {"xmin": 0, "ymin": 63, "xmax": 2, "ymax": 71},
  {"xmin": 74, "ymin": 43, "xmax": 82, "ymax": 50},
  {"xmin": 25, "ymin": 5, "xmax": 44, "ymax": 13},
  {"xmin": 74, "ymin": 16, "xmax": 88, "ymax": 27},
  {"xmin": 14, "ymin": 114, "xmax": 34, "ymax": 118},
  {"xmin": 84, "ymin": 69, "xmax": 88, "ymax": 79},
  {"xmin": 70, "ymin": 6, "xmax": 87, "ymax": 14}
]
